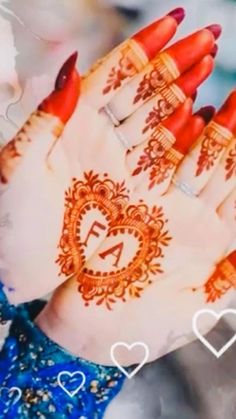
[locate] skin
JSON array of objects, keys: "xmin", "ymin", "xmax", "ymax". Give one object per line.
[{"xmin": 1, "ymin": 11, "xmax": 235, "ymax": 368}]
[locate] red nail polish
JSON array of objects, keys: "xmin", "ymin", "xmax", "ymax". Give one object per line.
[
  {"xmin": 191, "ymin": 91, "xmax": 198, "ymax": 102},
  {"xmin": 211, "ymin": 44, "xmax": 218, "ymax": 58},
  {"xmin": 206, "ymin": 24, "xmax": 222, "ymax": 40},
  {"xmin": 55, "ymin": 52, "xmax": 78, "ymax": 91},
  {"xmin": 167, "ymin": 7, "xmax": 185, "ymax": 24},
  {"xmin": 39, "ymin": 51, "xmax": 80, "ymax": 124},
  {"xmin": 195, "ymin": 106, "xmax": 215, "ymax": 124}
]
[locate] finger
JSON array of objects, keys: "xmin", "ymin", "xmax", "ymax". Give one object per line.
[
  {"xmin": 126, "ymin": 99, "xmax": 193, "ymax": 190},
  {"xmin": 0, "ymin": 52, "xmax": 80, "ymax": 186},
  {"xmin": 175, "ymin": 90, "xmax": 236, "ymax": 197},
  {"xmin": 115, "ymin": 55, "xmax": 214, "ymax": 150},
  {"xmin": 203, "ymin": 250, "xmax": 236, "ymax": 303},
  {"xmin": 146, "ymin": 106, "xmax": 215, "ymax": 193},
  {"xmin": 82, "ymin": 8, "xmax": 185, "ymax": 109},
  {"xmin": 107, "ymin": 25, "xmax": 219, "ymax": 121},
  {"xmin": 217, "ymin": 188, "xmax": 236, "ymax": 235},
  {"xmin": 201, "ymin": 137, "xmax": 236, "ymax": 209}
]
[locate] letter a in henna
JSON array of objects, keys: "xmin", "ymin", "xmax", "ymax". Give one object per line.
[{"xmin": 99, "ymin": 242, "xmax": 124, "ymax": 268}]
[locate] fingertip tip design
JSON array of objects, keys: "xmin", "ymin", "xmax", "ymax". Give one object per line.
[
  {"xmin": 167, "ymin": 7, "xmax": 185, "ymax": 24},
  {"xmin": 55, "ymin": 51, "xmax": 78, "ymax": 91},
  {"xmin": 206, "ymin": 24, "xmax": 222, "ymax": 40},
  {"xmin": 195, "ymin": 106, "xmax": 216, "ymax": 124}
]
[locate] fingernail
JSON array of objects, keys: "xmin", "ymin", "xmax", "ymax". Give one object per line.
[
  {"xmin": 195, "ymin": 106, "xmax": 215, "ymax": 124},
  {"xmin": 211, "ymin": 44, "xmax": 218, "ymax": 58},
  {"xmin": 206, "ymin": 24, "xmax": 222, "ymax": 40},
  {"xmin": 191, "ymin": 91, "xmax": 198, "ymax": 102},
  {"xmin": 168, "ymin": 7, "xmax": 185, "ymax": 24},
  {"xmin": 55, "ymin": 51, "xmax": 78, "ymax": 91}
]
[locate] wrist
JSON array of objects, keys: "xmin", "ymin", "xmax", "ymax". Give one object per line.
[{"xmin": 35, "ymin": 300, "xmax": 84, "ymax": 357}]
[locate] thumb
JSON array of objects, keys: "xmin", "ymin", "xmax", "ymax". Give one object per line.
[{"xmin": 0, "ymin": 52, "xmax": 80, "ymax": 185}]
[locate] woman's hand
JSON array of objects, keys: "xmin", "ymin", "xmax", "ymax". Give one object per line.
[
  {"xmin": 0, "ymin": 8, "xmax": 218, "ymax": 304},
  {"xmin": 37, "ymin": 92, "xmax": 235, "ymax": 366}
]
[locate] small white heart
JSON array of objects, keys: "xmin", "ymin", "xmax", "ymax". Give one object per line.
[
  {"xmin": 110, "ymin": 341, "xmax": 149, "ymax": 379},
  {"xmin": 0, "ymin": 386, "xmax": 22, "ymax": 405},
  {"xmin": 57, "ymin": 371, "xmax": 86, "ymax": 397},
  {"xmin": 192, "ymin": 308, "xmax": 236, "ymax": 358}
]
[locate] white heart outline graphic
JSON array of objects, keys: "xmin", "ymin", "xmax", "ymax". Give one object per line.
[
  {"xmin": 110, "ymin": 341, "xmax": 149, "ymax": 379},
  {"xmin": 0, "ymin": 386, "xmax": 22, "ymax": 404},
  {"xmin": 192, "ymin": 308, "xmax": 236, "ymax": 358},
  {"xmin": 57, "ymin": 370, "xmax": 86, "ymax": 397}
]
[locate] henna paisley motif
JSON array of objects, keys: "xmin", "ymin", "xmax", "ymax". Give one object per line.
[
  {"xmin": 225, "ymin": 142, "xmax": 236, "ymax": 180},
  {"xmin": 78, "ymin": 205, "xmax": 171, "ymax": 310},
  {"xmin": 56, "ymin": 171, "xmax": 129, "ymax": 278}
]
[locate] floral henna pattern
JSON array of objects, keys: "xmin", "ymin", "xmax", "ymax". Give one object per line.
[
  {"xmin": 148, "ymin": 149, "xmax": 183, "ymax": 190},
  {"xmin": 196, "ymin": 122, "xmax": 233, "ymax": 177},
  {"xmin": 143, "ymin": 98, "xmax": 173, "ymax": 134},
  {"xmin": 134, "ymin": 54, "xmax": 179, "ymax": 105},
  {"xmin": 204, "ymin": 256, "xmax": 236, "ymax": 303},
  {"xmin": 132, "ymin": 125, "xmax": 175, "ymax": 177},
  {"xmin": 225, "ymin": 142, "xmax": 236, "ymax": 180},
  {"xmin": 103, "ymin": 41, "xmax": 145, "ymax": 95},
  {"xmin": 142, "ymin": 85, "xmax": 185, "ymax": 135},
  {"xmin": 78, "ymin": 205, "xmax": 171, "ymax": 310},
  {"xmin": 56, "ymin": 171, "xmax": 129, "ymax": 278},
  {"xmin": 149, "ymin": 158, "xmax": 175, "ymax": 190}
]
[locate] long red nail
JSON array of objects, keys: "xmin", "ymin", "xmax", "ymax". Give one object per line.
[
  {"xmin": 133, "ymin": 15, "xmax": 178, "ymax": 61},
  {"xmin": 55, "ymin": 52, "xmax": 78, "ymax": 90},
  {"xmin": 206, "ymin": 24, "xmax": 222, "ymax": 40},
  {"xmin": 39, "ymin": 52, "xmax": 80, "ymax": 124},
  {"xmin": 168, "ymin": 7, "xmax": 185, "ymax": 24},
  {"xmin": 211, "ymin": 44, "xmax": 218, "ymax": 58},
  {"xmin": 195, "ymin": 106, "xmax": 215, "ymax": 124}
]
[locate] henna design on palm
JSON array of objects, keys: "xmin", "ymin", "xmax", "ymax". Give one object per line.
[
  {"xmin": 57, "ymin": 171, "xmax": 171, "ymax": 310},
  {"xmin": 79, "ymin": 205, "xmax": 171, "ymax": 310}
]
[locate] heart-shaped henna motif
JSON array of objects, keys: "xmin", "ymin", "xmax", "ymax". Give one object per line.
[
  {"xmin": 57, "ymin": 172, "xmax": 172, "ymax": 310},
  {"xmin": 56, "ymin": 171, "xmax": 129, "ymax": 278},
  {"xmin": 78, "ymin": 204, "xmax": 171, "ymax": 310}
]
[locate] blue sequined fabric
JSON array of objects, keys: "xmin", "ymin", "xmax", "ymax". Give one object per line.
[{"xmin": 0, "ymin": 287, "xmax": 125, "ymax": 418}]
